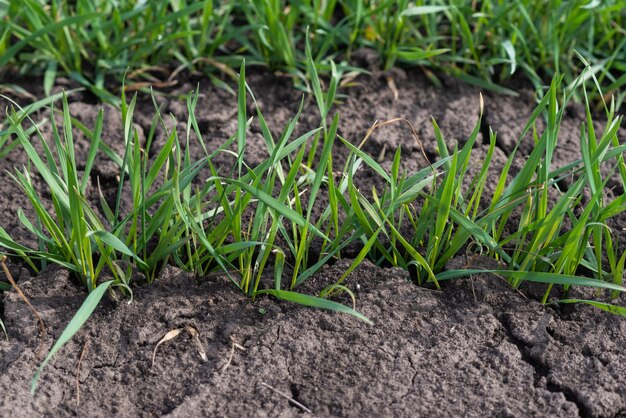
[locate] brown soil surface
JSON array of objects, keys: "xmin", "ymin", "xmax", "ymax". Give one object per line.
[{"xmin": 1, "ymin": 69, "xmax": 626, "ymax": 417}]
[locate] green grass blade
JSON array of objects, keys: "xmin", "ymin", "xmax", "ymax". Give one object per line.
[
  {"xmin": 307, "ymin": 113, "xmax": 338, "ymax": 217},
  {"xmin": 438, "ymin": 269, "xmax": 626, "ymax": 293},
  {"xmin": 254, "ymin": 289, "xmax": 372, "ymax": 325},
  {"xmin": 273, "ymin": 249, "xmax": 285, "ymax": 291},
  {"xmin": 31, "ymin": 280, "xmax": 114, "ymax": 394},
  {"xmin": 401, "ymin": 5, "xmax": 450, "ymax": 17},
  {"xmin": 88, "ymin": 231, "xmax": 148, "ymax": 270},
  {"xmin": 338, "ymin": 136, "xmax": 391, "ymax": 183},
  {"xmin": 237, "ymin": 60, "xmax": 246, "ymax": 176},
  {"xmin": 80, "ymin": 108, "xmax": 103, "ymax": 194},
  {"xmin": 556, "ymin": 299, "xmax": 626, "ymax": 316},
  {"xmin": 437, "ymin": 268, "xmax": 621, "ymax": 290}
]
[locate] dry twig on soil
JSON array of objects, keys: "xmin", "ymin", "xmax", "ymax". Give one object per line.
[{"xmin": 1, "ymin": 256, "xmax": 46, "ymax": 359}]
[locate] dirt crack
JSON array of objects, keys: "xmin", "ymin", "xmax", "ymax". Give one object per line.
[
  {"xmin": 497, "ymin": 313, "xmax": 591, "ymax": 418},
  {"xmin": 274, "ymin": 325, "xmax": 282, "ymax": 347},
  {"xmin": 403, "ymin": 352, "xmax": 419, "ymax": 402}
]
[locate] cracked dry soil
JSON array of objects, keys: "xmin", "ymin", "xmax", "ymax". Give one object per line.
[{"xmin": 1, "ymin": 69, "xmax": 626, "ymax": 417}]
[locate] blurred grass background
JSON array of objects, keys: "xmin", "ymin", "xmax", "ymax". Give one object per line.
[{"xmin": 0, "ymin": 0, "xmax": 624, "ymax": 103}]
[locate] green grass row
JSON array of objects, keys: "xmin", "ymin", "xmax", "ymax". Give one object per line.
[
  {"xmin": 1, "ymin": 49, "xmax": 626, "ymax": 390},
  {"xmin": 1, "ymin": 0, "xmax": 625, "ymax": 103}
]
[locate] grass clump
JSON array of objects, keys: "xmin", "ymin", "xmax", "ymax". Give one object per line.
[
  {"xmin": 429, "ymin": 70, "xmax": 626, "ymax": 308},
  {"xmin": 0, "ymin": 93, "xmax": 141, "ymax": 292},
  {"xmin": 0, "ymin": 63, "xmax": 371, "ymax": 391},
  {"xmin": 309, "ymin": 65, "xmax": 626, "ymax": 309}
]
